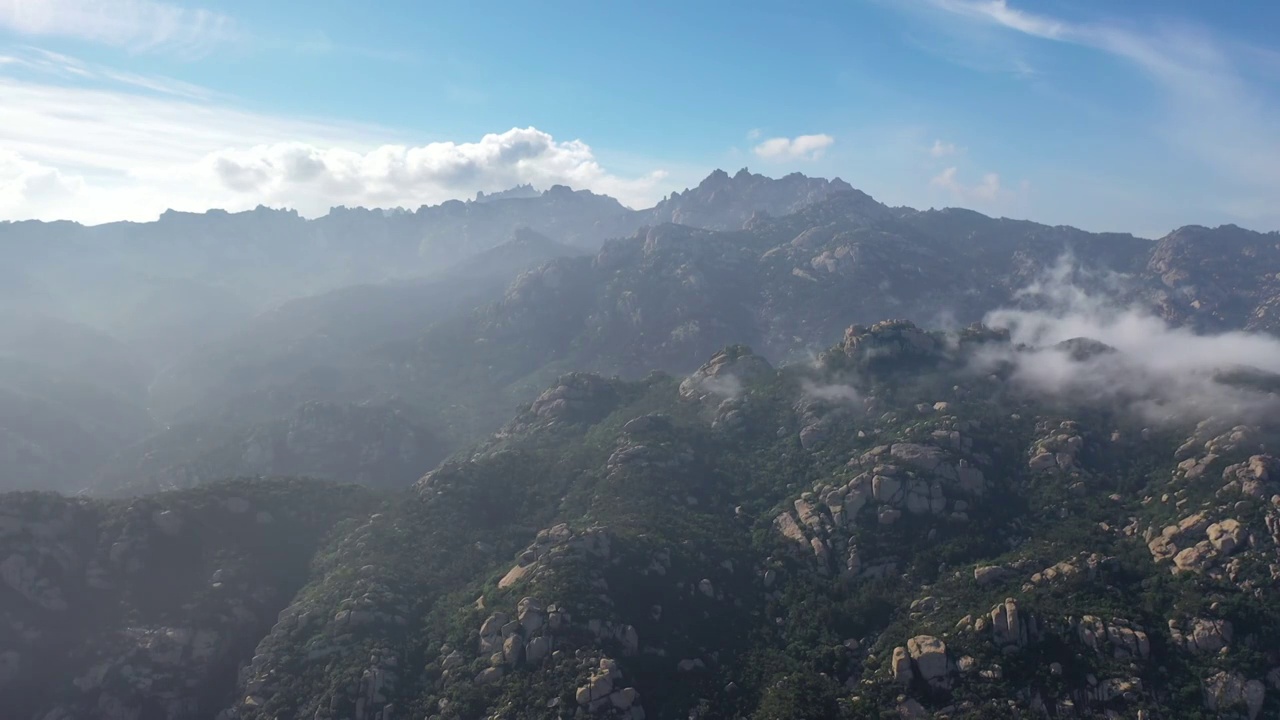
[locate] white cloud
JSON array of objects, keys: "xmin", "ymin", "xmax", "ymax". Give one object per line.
[
  {"xmin": 1012, "ymin": 57, "xmax": 1037, "ymax": 78},
  {"xmin": 0, "ymin": 47, "xmax": 216, "ymax": 99},
  {"xmin": 977, "ymin": 257, "xmax": 1280, "ymax": 423},
  {"xmin": 930, "ymin": 166, "xmax": 1003, "ymax": 202},
  {"xmin": 0, "ymin": 54, "xmax": 674, "ymax": 222},
  {"xmin": 0, "ymin": 0, "xmax": 237, "ymax": 55},
  {"xmin": 198, "ymin": 130, "xmax": 671, "ymax": 213},
  {"xmin": 800, "ymin": 380, "xmax": 861, "ymax": 403},
  {"xmin": 746, "ymin": 128, "xmax": 762, "ymax": 140},
  {"xmin": 753, "ymin": 134, "xmax": 835, "ymax": 161},
  {"xmin": 929, "ymin": 139, "xmax": 960, "ymax": 157},
  {"xmin": 924, "ymin": 0, "xmax": 1280, "ymax": 226},
  {"xmin": 0, "ymin": 149, "xmax": 84, "ymax": 219},
  {"xmin": 929, "ymin": 0, "xmax": 1065, "ymax": 40}
]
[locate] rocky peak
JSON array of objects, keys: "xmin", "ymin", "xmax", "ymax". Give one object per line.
[
  {"xmin": 644, "ymin": 169, "xmax": 860, "ymax": 231},
  {"xmin": 474, "ymin": 184, "xmax": 541, "ymax": 203},
  {"xmin": 1053, "ymin": 337, "xmax": 1118, "ymax": 362},
  {"xmin": 679, "ymin": 345, "xmax": 773, "ymax": 402},
  {"xmin": 498, "ymin": 373, "xmax": 623, "ymax": 437},
  {"xmin": 824, "ymin": 319, "xmax": 947, "ymax": 372}
]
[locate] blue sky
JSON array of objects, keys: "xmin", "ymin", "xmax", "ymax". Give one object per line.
[{"xmin": 1, "ymin": 0, "xmax": 1278, "ymax": 236}]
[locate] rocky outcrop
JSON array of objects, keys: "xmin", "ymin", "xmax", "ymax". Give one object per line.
[
  {"xmin": 891, "ymin": 636, "xmax": 950, "ymax": 689},
  {"xmin": 497, "ymin": 523, "xmax": 612, "ymax": 590},
  {"xmin": 990, "ymin": 598, "xmax": 1038, "ymax": 651},
  {"xmin": 575, "ymin": 657, "xmax": 643, "ymax": 718},
  {"xmin": 1146, "ymin": 508, "xmax": 1252, "ymax": 576},
  {"xmin": 825, "ymin": 320, "xmax": 947, "ymax": 373},
  {"xmin": 1075, "ymin": 616, "xmax": 1150, "ymax": 660},
  {"xmin": 644, "ymin": 168, "xmax": 857, "ymax": 231},
  {"xmin": 1027, "ymin": 421, "xmax": 1084, "ymax": 475},
  {"xmin": 527, "ymin": 374, "xmax": 622, "ymax": 424},
  {"xmin": 607, "ymin": 415, "xmax": 694, "ymax": 477},
  {"xmin": 679, "ymin": 345, "xmax": 773, "ymax": 402},
  {"xmin": 1204, "ymin": 671, "xmax": 1266, "ymax": 719},
  {"xmin": 1170, "ymin": 617, "xmax": 1233, "ymax": 654},
  {"xmin": 906, "ymin": 635, "xmax": 950, "ymax": 689}
]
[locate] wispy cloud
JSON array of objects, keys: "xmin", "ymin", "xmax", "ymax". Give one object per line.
[
  {"xmin": 0, "ymin": 52, "xmax": 673, "ymax": 222},
  {"xmin": 978, "ymin": 256, "xmax": 1280, "ymax": 424},
  {"xmin": 930, "ymin": 0, "xmax": 1065, "ymax": 40},
  {"xmin": 921, "ymin": 0, "xmax": 1280, "ymax": 225},
  {"xmin": 753, "ymin": 133, "xmax": 835, "ymax": 161},
  {"xmin": 0, "ymin": 0, "xmax": 237, "ymax": 56},
  {"xmin": 0, "ymin": 47, "xmax": 217, "ymax": 99},
  {"xmin": 929, "ymin": 139, "xmax": 960, "ymax": 157},
  {"xmin": 930, "ymin": 166, "xmax": 1002, "ymax": 202}
]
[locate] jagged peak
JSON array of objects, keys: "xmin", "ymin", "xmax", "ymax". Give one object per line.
[
  {"xmin": 474, "ymin": 184, "xmax": 541, "ymax": 203},
  {"xmin": 823, "ymin": 320, "xmax": 1008, "ymax": 372}
]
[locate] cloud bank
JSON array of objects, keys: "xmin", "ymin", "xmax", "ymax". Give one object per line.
[
  {"xmin": 800, "ymin": 380, "xmax": 862, "ymax": 404},
  {"xmin": 976, "ymin": 259, "xmax": 1280, "ymax": 424},
  {"xmin": 0, "ymin": 52, "xmax": 673, "ymax": 223},
  {"xmin": 753, "ymin": 134, "xmax": 834, "ymax": 161},
  {"xmin": 202, "ymin": 129, "xmax": 670, "ymax": 211}
]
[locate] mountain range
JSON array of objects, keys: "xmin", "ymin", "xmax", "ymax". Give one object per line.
[{"xmin": 3, "ymin": 170, "xmax": 1280, "ymax": 719}]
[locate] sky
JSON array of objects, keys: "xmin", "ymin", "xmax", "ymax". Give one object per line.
[{"xmin": 1, "ymin": 0, "xmax": 1279, "ymax": 237}]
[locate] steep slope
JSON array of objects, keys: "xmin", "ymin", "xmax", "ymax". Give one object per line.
[
  {"xmin": 96, "ymin": 401, "xmax": 448, "ymax": 497},
  {"xmin": 1146, "ymin": 224, "xmax": 1280, "ymax": 333},
  {"xmin": 12, "ymin": 172, "xmax": 1280, "ymax": 506},
  {"xmin": 0, "ymin": 312, "xmax": 156, "ymax": 492},
  {"xmin": 0, "ymin": 478, "xmax": 377, "ymax": 720},
  {"xmin": 89, "ymin": 229, "xmax": 583, "ymax": 498},
  {"xmin": 0, "ymin": 170, "xmax": 849, "ymax": 342},
  {"xmin": 16, "ymin": 320, "xmax": 1251, "ymax": 720}
]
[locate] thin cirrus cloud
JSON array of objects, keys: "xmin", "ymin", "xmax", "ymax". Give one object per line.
[
  {"xmin": 929, "ymin": 139, "xmax": 960, "ymax": 157},
  {"xmin": 922, "ymin": 0, "xmax": 1280, "ymax": 225},
  {"xmin": 0, "ymin": 0, "xmax": 237, "ymax": 56},
  {"xmin": 752, "ymin": 134, "xmax": 835, "ymax": 161},
  {"xmin": 0, "ymin": 52, "xmax": 673, "ymax": 223},
  {"xmin": 930, "ymin": 166, "xmax": 1002, "ymax": 203}
]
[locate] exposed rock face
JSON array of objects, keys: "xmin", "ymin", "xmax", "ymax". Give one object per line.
[
  {"xmin": 826, "ymin": 320, "xmax": 947, "ymax": 373},
  {"xmin": 527, "ymin": 373, "xmax": 622, "ymax": 424},
  {"xmin": 973, "ymin": 565, "xmax": 1009, "ymax": 586},
  {"xmin": 496, "ymin": 523, "xmax": 611, "ymax": 590},
  {"xmin": 1076, "ymin": 616, "xmax": 1150, "ymax": 660},
  {"xmin": 891, "ymin": 646, "xmax": 912, "ymax": 685},
  {"xmin": 1171, "ymin": 617, "xmax": 1234, "ymax": 654},
  {"xmin": 906, "ymin": 635, "xmax": 950, "ymax": 689},
  {"xmin": 991, "ymin": 598, "xmax": 1035, "ymax": 650},
  {"xmin": 1207, "ymin": 518, "xmax": 1246, "ymax": 554},
  {"xmin": 607, "ymin": 415, "xmax": 695, "ymax": 477},
  {"xmin": 1204, "ymin": 671, "xmax": 1266, "ymax": 719},
  {"xmin": 1029, "ymin": 553, "xmax": 1107, "ymax": 586},
  {"xmin": 1027, "ymin": 422, "xmax": 1085, "ymax": 475},
  {"xmin": 678, "ymin": 345, "xmax": 773, "ymax": 402}
]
